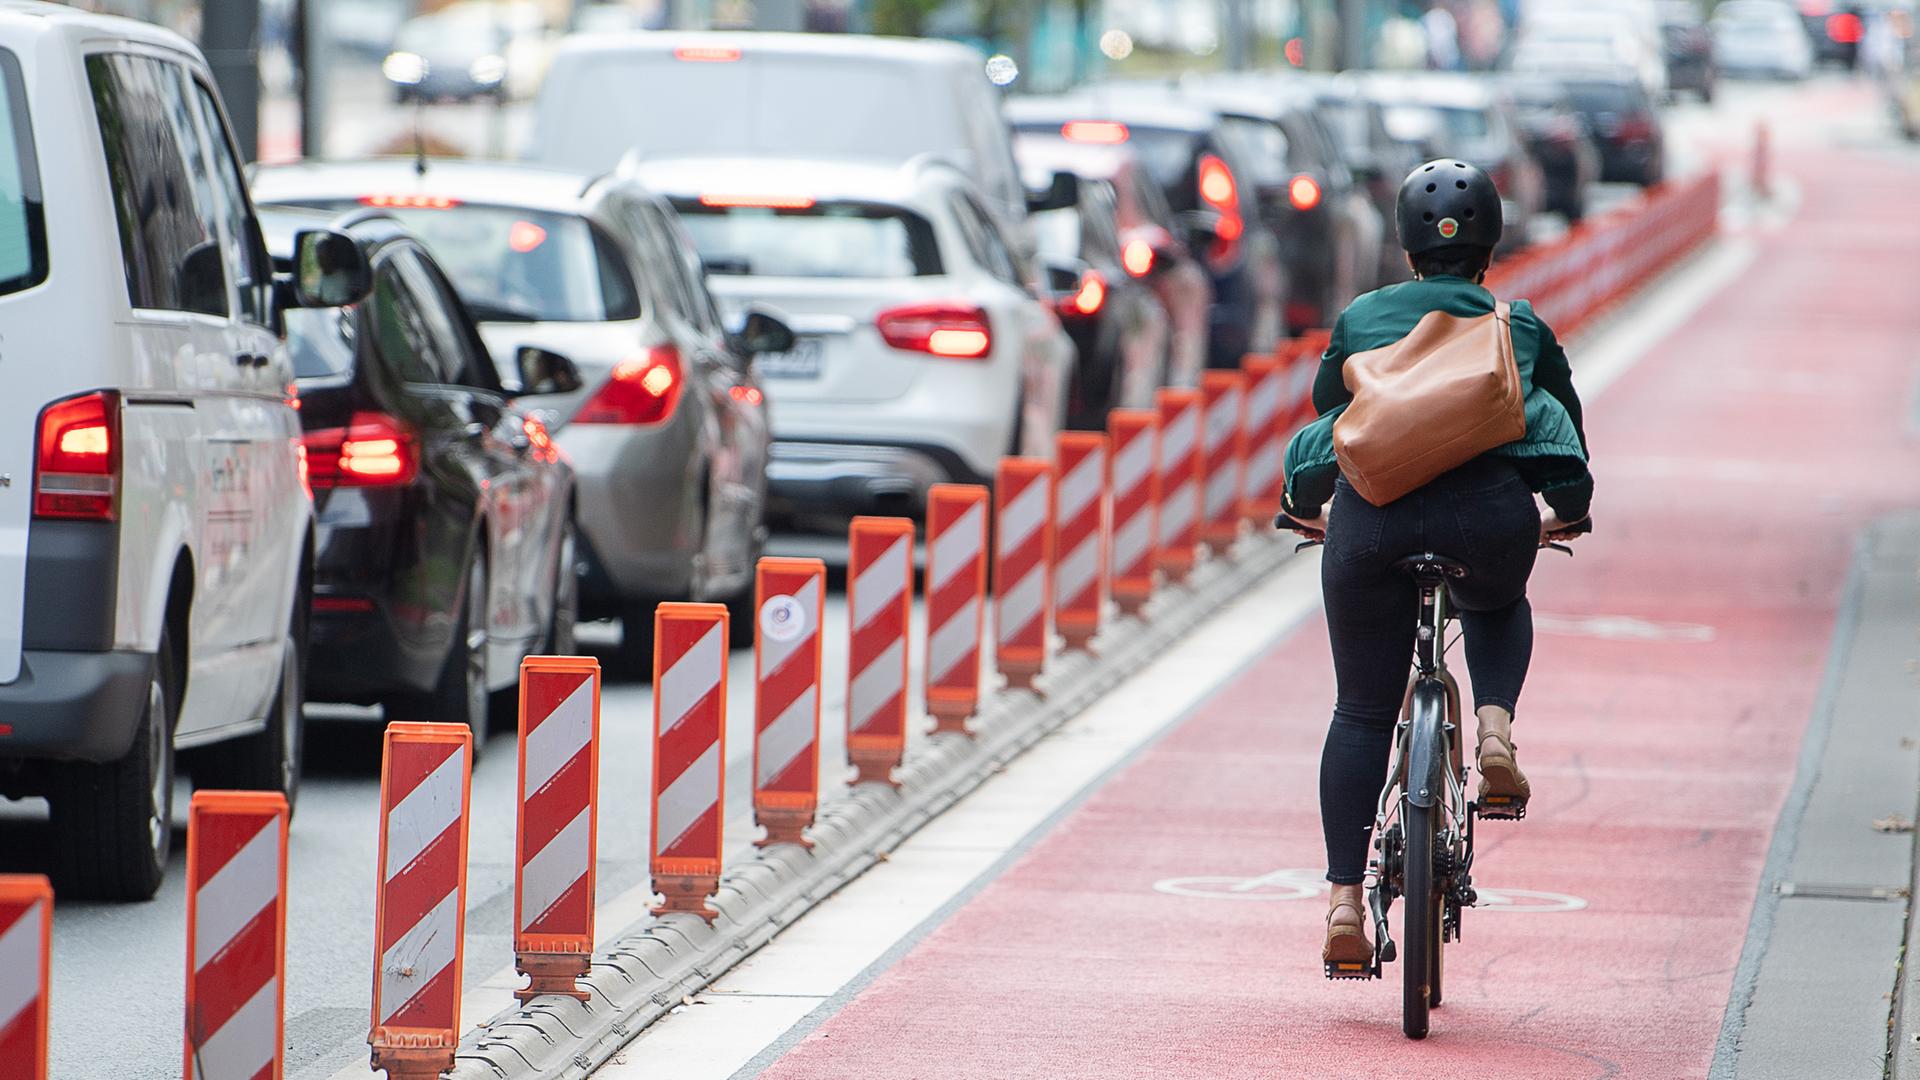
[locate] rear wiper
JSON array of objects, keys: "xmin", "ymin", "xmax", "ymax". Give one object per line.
[{"xmin": 464, "ymin": 300, "xmax": 545, "ymax": 323}]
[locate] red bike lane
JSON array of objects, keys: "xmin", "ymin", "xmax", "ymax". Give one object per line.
[{"xmin": 752, "ymin": 146, "xmax": 1920, "ymax": 1078}]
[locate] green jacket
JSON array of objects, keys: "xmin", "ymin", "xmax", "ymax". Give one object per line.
[{"xmin": 1281, "ymin": 276, "xmax": 1593, "ymax": 520}]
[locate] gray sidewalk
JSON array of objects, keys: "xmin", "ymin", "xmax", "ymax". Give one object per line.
[{"xmin": 1716, "ymin": 513, "xmax": 1920, "ymax": 1079}]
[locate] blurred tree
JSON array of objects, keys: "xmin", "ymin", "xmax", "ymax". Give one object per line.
[{"xmin": 871, "ymin": 0, "xmax": 944, "ymax": 35}]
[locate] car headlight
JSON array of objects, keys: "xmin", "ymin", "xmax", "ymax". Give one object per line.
[
  {"xmin": 382, "ymin": 51, "xmax": 427, "ymax": 85},
  {"xmin": 469, "ymin": 54, "xmax": 507, "ymax": 85}
]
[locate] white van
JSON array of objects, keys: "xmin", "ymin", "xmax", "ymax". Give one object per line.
[
  {"xmin": 0, "ymin": 4, "xmax": 323, "ymax": 900},
  {"xmin": 529, "ymin": 32, "xmax": 1056, "ymax": 258}
]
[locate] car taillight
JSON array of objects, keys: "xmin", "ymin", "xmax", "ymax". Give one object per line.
[
  {"xmin": 1616, "ymin": 114, "xmax": 1654, "ymax": 143},
  {"xmin": 1288, "ymin": 173, "xmax": 1322, "ymax": 211},
  {"xmin": 34, "ymin": 390, "xmax": 119, "ymax": 520},
  {"xmin": 1196, "ymin": 153, "xmax": 1243, "ymax": 268},
  {"xmin": 302, "ymin": 412, "xmax": 418, "ymax": 488},
  {"xmin": 875, "ymin": 302, "xmax": 992, "ymax": 359},
  {"xmin": 1058, "ymin": 271, "xmax": 1107, "ymax": 318},
  {"xmin": 1062, "ymin": 120, "xmax": 1129, "ymax": 144},
  {"xmin": 574, "ymin": 345, "xmax": 683, "ymax": 425},
  {"xmin": 674, "ymin": 45, "xmax": 742, "ymax": 62},
  {"xmin": 359, "ymin": 194, "xmax": 459, "ymax": 209},
  {"xmin": 1122, "ymin": 238, "xmax": 1156, "ymax": 277},
  {"xmin": 1827, "ymin": 12, "xmax": 1862, "ymax": 42}
]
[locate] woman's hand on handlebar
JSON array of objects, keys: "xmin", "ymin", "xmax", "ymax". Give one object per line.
[
  {"xmin": 1275, "ymin": 509, "xmax": 1329, "ymax": 539},
  {"xmin": 1540, "ymin": 511, "xmax": 1591, "ymax": 544}
]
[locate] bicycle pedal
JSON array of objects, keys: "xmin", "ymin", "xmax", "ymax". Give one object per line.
[
  {"xmin": 1324, "ymin": 959, "xmax": 1376, "ymax": 980},
  {"xmin": 1477, "ymin": 795, "xmax": 1526, "ymax": 820}
]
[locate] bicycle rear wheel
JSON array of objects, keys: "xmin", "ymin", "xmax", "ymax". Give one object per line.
[{"xmin": 1402, "ymin": 801, "xmax": 1436, "ymax": 1039}]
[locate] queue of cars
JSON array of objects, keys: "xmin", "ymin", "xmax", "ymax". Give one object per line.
[{"xmin": 4, "ymin": 1, "xmax": 1679, "ymax": 900}]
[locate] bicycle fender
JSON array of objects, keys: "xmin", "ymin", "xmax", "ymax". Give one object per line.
[{"xmin": 1403, "ymin": 679, "xmax": 1450, "ymax": 810}]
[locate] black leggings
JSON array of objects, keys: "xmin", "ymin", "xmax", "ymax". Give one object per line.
[{"xmin": 1318, "ymin": 458, "xmax": 1541, "ymax": 885}]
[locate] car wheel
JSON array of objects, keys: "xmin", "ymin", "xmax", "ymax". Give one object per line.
[
  {"xmin": 187, "ymin": 585, "xmax": 306, "ymax": 813},
  {"xmin": 547, "ymin": 516, "xmax": 579, "ymax": 656},
  {"xmin": 395, "ymin": 549, "xmax": 490, "ymax": 753},
  {"xmin": 51, "ymin": 625, "xmax": 178, "ymax": 901}
]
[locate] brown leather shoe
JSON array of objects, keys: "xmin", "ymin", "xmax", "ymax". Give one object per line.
[
  {"xmin": 1323, "ymin": 883, "xmax": 1373, "ymax": 978},
  {"xmin": 1476, "ymin": 730, "xmax": 1531, "ymax": 820}
]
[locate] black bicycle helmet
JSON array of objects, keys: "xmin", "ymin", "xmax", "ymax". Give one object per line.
[{"xmin": 1396, "ymin": 159, "xmax": 1502, "ymax": 254}]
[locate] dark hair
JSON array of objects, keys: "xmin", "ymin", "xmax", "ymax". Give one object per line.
[{"xmin": 1409, "ymin": 243, "xmax": 1493, "ymax": 281}]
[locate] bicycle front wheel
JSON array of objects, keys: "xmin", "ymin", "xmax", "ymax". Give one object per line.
[{"xmin": 1402, "ymin": 801, "xmax": 1436, "ymax": 1039}]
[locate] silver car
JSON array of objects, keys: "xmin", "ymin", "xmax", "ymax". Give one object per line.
[{"xmin": 252, "ymin": 160, "xmax": 791, "ymax": 657}]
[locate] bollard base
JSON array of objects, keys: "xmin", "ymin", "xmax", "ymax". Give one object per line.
[
  {"xmin": 848, "ymin": 743, "xmax": 902, "ymax": 787},
  {"xmin": 371, "ymin": 1043, "xmax": 455, "ymax": 1079},
  {"xmin": 927, "ymin": 696, "xmax": 975, "ymax": 736},
  {"xmin": 651, "ymin": 873, "xmax": 720, "ymax": 922},
  {"xmin": 513, "ymin": 951, "xmax": 591, "ymax": 1002},
  {"xmin": 999, "ymin": 662, "xmax": 1043, "ymax": 695},
  {"xmin": 1155, "ymin": 557, "xmax": 1192, "ymax": 586},
  {"xmin": 1114, "ymin": 589, "xmax": 1152, "ymax": 618},
  {"xmin": 754, "ymin": 801, "xmax": 816, "ymax": 849}
]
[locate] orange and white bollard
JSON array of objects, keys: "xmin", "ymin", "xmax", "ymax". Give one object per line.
[
  {"xmin": 369, "ymin": 723, "xmax": 473, "ymax": 1080},
  {"xmin": 1239, "ymin": 353, "xmax": 1287, "ymax": 524},
  {"xmin": 513, "ymin": 656, "xmax": 600, "ymax": 1001},
  {"xmin": 1154, "ymin": 388, "xmax": 1203, "ymax": 583},
  {"xmin": 1753, "ymin": 119, "xmax": 1771, "ymax": 201},
  {"xmin": 1107, "ymin": 409, "xmax": 1160, "ymax": 616},
  {"xmin": 753, "ymin": 557, "xmax": 825, "ymax": 846},
  {"xmin": 1200, "ymin": 370, "xmax": 1247, "ymax": 551},
  {"xmin": 651, "ymin": 603, "xmax": 728, "ymax": 920},
  {"xmin": 847, "ymin": 517, "xmax": 913, "ymax": 785},
  {"xmin": 1052, "ymin": 432, "xmax": 1109, "ymax": 652},
  {"xmin": 994, "ymin": 457, "xmax": 1055, "ymax": 691},
  {"xmin": 924, "ymin": 485, "xmax": 989, "ymax": 735},
  {"xmin": 185, "ymin": 792, "xmax": 288, "ymax": 1080},
  {"xmin": 0, "ymin": 875, "xmax": 51, "ymax": 1080}
]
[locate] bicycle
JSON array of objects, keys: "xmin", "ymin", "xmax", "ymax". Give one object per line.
[{"xmin": 1277, "ymin": 511, "xmax": 1588, "ymax": 1040}]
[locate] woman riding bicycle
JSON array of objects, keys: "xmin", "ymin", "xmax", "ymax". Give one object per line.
[{"xmin": 1279, "ymin": 159, "xmax": 1593, "ymax": 972}]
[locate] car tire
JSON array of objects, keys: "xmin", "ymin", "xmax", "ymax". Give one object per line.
[
  {"xmin": 395, "ymin": 548, "xmax": 490, "ymax": 754},
  {"xmin": 547, "ymin": 516, "xmax": 579, "ymax": 656},
  {"xmin": 51, "ymin": 625, "xmax": 178, "ymax": 901},
  {"xmin": 188, "ymin": 585, "xmax": 306, "ymax": 813},
  {"xmin": 617, "ymin": 600, "xmax": 658, "ymax": 678}
]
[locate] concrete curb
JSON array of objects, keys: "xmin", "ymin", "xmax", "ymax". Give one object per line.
[{"xmin": 449, "ymin": 531, "xmax": 1300, "ymax": 1080}]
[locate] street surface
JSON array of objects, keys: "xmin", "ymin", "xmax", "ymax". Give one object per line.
[{"xmin": 585, "ymin": 77, "xmax": 1920, "ymax": 1079}]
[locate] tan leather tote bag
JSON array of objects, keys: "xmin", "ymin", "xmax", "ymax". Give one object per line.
[{"xmin": 1332, "ymin": 300, "xmax": 1525, "ymax": 506}]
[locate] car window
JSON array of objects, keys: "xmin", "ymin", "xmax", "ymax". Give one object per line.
[
  {"xmin": 86, "ymin": 53, "xmax": 228, "ymax": 316},
  {"xmin": 0, "ymin": 49, "xmax": 46, "ymax": 297},
  {"xmin": 285, "ymin": 307, "xmax": 357, "ymax": 380},
  {"xmin": 393, "ymin": 248, "xmax": 487, "ymax": 387},
  {"xmin": 661, "ymin": 212, "xmax": 724, "ymax": 336},
  {"xmin": 960, "ymin": 193, "xmax": 1021, "ymax": 285},
  {"xmin": 189, "ymin": 80, "xmax": 270, "ymax": 327},
  {"xmin": 1217, "ymin": 116, "xmax": 1289, "ymax": 187},
  {"xmin": 674, "ymin": 200, "xmax": 943, "ymax": 279},
  {"xmin": 1128, "ymin": 163, "xmax": 1178, "ymax": 232},
  {"xmin": 592, "ymin": 226, "xmax": 642, "ymax": 321},
  {"xmin": 625, "ymin": 199, "xmax": 695, "ymax": 324},
  {"xmin": 1080, "ymin": 182, "xmax": 1123, "ymax": 264},
  {"xmin": 367, "ymin": 253, "xmax": 455, "ymax": 385}
]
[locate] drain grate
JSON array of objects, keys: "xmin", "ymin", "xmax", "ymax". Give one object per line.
[{"xmin": 1775, "ymin": 881, "xmax": 1911, "ymax": 902}]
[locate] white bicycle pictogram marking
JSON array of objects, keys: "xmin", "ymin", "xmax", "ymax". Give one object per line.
[{"xmin": 1153, "ymin": 868, "xmax": 1587, "ymax": 912}]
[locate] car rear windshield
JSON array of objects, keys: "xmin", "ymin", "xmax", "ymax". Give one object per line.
[
  {"xmin": 297, "ymin": 201, "xmax": 639, "ymax": 323},
  {"xmin": 1564, "ymin": 82, "xmax": 1641, "ymax": 113},
  {"xmin": 1015, "ymin": 124, "xmax": 1203, "ymax": 208},
  {"xmin": 0, "ymin": 50, "xmax": 46, "ymax": 297},
  {"xmin": 673, "ymin": 201, "xmax": 941, "ymax": 278}
]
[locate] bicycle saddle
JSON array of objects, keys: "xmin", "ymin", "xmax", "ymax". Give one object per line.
[{"xmin": 1392, "ymin": 552, "xmax": 1471, "ymax": 582}]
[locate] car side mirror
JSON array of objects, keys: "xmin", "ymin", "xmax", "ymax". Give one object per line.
[
  {"xmin": 291, "ymin": 228, "xmax": 372, "ymax": 308},
  {"xmin": 1042, "ymin": 259, "xmax": 1087, "ymax": 296},
  {"xmin": 734, "ymin": 307, "xmax": 797, "ymax": 355},
  {"xmin": 1025, "ymin": 170, "xmax": 1080, "ymax": 213},
  {"xmin": 513, "ymin": 345, "xmax": 583, "ymax": 397}
]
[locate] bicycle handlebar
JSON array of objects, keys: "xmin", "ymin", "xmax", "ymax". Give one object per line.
[{"xmin": 1274, "ymin": 512, "xmax": 1594, "ymax": 548}]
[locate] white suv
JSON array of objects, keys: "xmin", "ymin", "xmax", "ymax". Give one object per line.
[
  {"xmin": 636, "ymin": 156, "xmax": 1075, "ymax": 526},
  {"xmin": 0, "ymin": 5, "xmax": 317, "ymax": 900}
]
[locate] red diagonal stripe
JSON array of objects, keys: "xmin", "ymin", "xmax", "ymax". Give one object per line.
[
  {"xmin": 764, "ymin": 752, "xmax": 815, "ymax": 797},
  {"xmin": 522, "ymin": 870, "xmax": 590, "ymax": 936},
  {"xmin": 0, "ymin": 1008, "xmax": 42, "ymax": 1080},
  {"xmin": 858, "ymin": 689, "xmax": 906, "ymax": 736},
  {"xmin": 928, "ymin": 566, "xmax": 979, "ymax": 625},
  {"xmin": 659, "ymin": 801, "xmax": 720, "ymax": 861},
  {"xmin": 189, "ymin": 811, "xmax": 278, "ymax": 887},
  {"xmin": 658, "ymin": 614, "xmax": 721, "ymax": 671},
  {"xmin": 381, "ymin": 960, "xmax": 456, "ymax": 1032},
  {"xmin": 849, "ymin": 604, "xmax": 903, "ymax": 670},
  {"xmin": 757, "ymin": 643, "xmax": 817, "ymax": 733},
  {"xmin": 385, "ymin": 739, "xmax": 462, "ymax": 806},
  {"xmin": 188, "ymin": 902, "xmax": 276, "ymax": 1047},
  {"xmin": 659, "ymin": 693, "xmax": 721, "ymax": 781},
  {"xmin": 0, "ymin": 900, "xmax": 33, "ymax": 939},
  {"xmin": 521, "ymin": 747, "xmax": 590, "ymax": 858},
  {"xmin": 522, "ymin": 668, "xmax": 590, "ymax": 737},
  {"xmin": 998, "ymin": 532, "xmax": 1044, "ymax": 585},
  {"xmin": 379, "ymin": 824, "xmax": 460, "ymax": 953}
]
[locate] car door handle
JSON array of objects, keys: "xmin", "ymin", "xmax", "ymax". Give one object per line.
[{"xmin": 234, "ymin": 353, "xmax": 268, "ymax": 368}]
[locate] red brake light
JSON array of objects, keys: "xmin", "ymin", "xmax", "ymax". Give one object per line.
[
  {"xmin": 1059, "ymin": 271, "xmax": 1107, "ymax": 317},
  {"xmin": 35, "ymin": 391, "xmax": 119, "ymax": 520},
  {"xmin": 1196, "ymin": 153, "xmax": 1243, "ymax": 268},
  {"xmin": 876, "ymin": 302, "xmax": 992, "ymax": 359},
  {"xmin": 698, "ymin": 193, "xmax": 816, "ymax": 209},
  {"xmin": 574, "ymin": 345, "xmax": 683, "ymax": 424},
  {"xmin": 1061, "ymin": 120, "xmax": 1129, "ymax": 144},
  {"xmin": 1827, "ymin": 12, "xmax": 1862, "ymax": 42},
  {"xmin": 1122, "ymin": 238, "xmax": 1156, "ymax": 277},
  {"xmin": 674, "ymin": 45, "xmax": 741, "ymax": 62},
  {"xmin": 508, "ymin": 221, "xmax": 548, "ymax": 253},
  {"xmin": 359, "ymin": 194, "xmax": 459, "ymax": 209},
  {"xmin": 1288, "ymin": 174, "xmax": 1322, "ymax": 211},
  {"xmin": 301, "ymin": 412, "xmax": 418, "ymax": 488}
]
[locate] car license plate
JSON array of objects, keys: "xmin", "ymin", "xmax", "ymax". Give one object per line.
[{"xmin": 758, "ymin": 336, "xmax": 823, "ymax": 380}]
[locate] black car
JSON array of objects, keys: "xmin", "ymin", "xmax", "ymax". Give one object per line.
[
  {"xmin": 1560, "ymin": 70, "xmax": 1667, "ymax": 186},
  {"xmin": 1292, "ymin": 73, "xmax": 1430, "ymax": 285},
  {"xmin": 1801, "ymin": 0, "xmax": 1867, "ymax": 67},
  {"xmin": 1007, "ymin": 93, "xmax": 1285, "ymax": 369},
  {"xmin": 1024, "ymin": 167, "xmax": 1172, "ymax": 429},
  {"xmin": 1658, "ymin": 1, "xmax": 1719, "ymax": 100},
  {"xmin": 264, "ymin": 208, "xmax": 579, "ymax": 747},
  {"xmin": 1504, "ymin": 76, "xmax": 1602, "ymax": 222}
]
